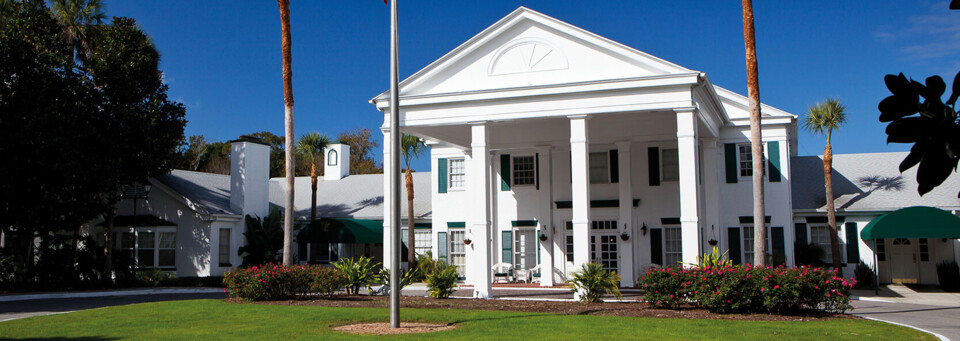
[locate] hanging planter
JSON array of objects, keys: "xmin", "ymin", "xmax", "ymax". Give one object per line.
[
  {"xmin": 620, "ymin": 232, "xmax": 630, "ymax": 241},
  {"xmin": 708, "ymin": 239, "xmax": 718, "ymax": 246},
  {"xmin": 463, "ymin": 238, "xmax": 472, "ymax": 245},
  {"xmin": 539, "ymin": 233, "xmax": 548, "ymax": 241}
]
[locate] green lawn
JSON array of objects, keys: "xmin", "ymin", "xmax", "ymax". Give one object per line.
[{"xmin": 0, "ymin": 299, "xmax": 934, "ymax": 340}]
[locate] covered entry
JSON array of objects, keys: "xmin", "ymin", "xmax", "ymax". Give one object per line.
[
  {"xmin": 861, "ymin": 206, "xmax": 960, "ymax": 288},
  {"xmin": 297, "ymin": 218, "xmax": 390, "ymax": 264}
]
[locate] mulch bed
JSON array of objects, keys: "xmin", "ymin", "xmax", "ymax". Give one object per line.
[{"xmin": 242, "ymin": 296, "xmax": 852, "ymax": 321}]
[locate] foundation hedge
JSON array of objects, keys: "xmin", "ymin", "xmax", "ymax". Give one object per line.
[
  {"xmin": 223, "ymin": 264, "xmax": 346, "ymax": 300},
  {"xmin": 640, "ymin": 265, "xmax": 854, "ymax": 314}
]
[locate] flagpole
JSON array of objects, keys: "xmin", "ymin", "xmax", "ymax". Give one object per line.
[{"xmin": 389, "ymin": 0, "xmax": 402, "ymax": 329}]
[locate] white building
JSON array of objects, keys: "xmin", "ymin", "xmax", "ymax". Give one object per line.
[{"xmin": 370, "ymin": 7, "xmax": 960, "ymax": 297}]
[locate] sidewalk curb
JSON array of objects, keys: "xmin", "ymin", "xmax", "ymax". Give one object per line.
[
  {"xmin": 858, "ymin": 316, "xmax": 949, "ymax": 341},
  {"xmin": 0, "ymin": 288, "xmax": 223, "ymax": 302}
]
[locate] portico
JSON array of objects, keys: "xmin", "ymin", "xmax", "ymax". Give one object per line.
[{"xmin": 371, "ymin": 7, "xmax": 797, "ymax": 290}]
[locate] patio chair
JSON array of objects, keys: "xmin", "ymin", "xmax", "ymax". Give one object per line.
[
  {"xmin": 492, "ymin": 262, "xmax": 513, "ymax": 283},
  {"xmin": 529, "ymin": 265, "xmax": 541, "ymax": 283},
  {"xmin": 515, "ymin": 267, "xmax": 534, "ymax": 283}
]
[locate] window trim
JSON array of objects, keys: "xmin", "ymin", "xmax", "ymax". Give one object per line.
[
  {"xmin": 741, "ymin": 224, "xmax": 771, "ymax": 264},
  {"xmin": 512, "ymin": 228, "xmax": 538, "ymax": 271},
  {"xmin": 449, "ymin": 228, "xmax": 467, "ymax": 276},
  {"xmin": 589, "ymin": 151, "xmax": 610, "ymax": 184},
  {"xmin": 447, "ymin": 158, "xmax": 466, "ymax": 191},
  {"xmin": 808, "ymin": 224, "xmax": 833, "ymax": 262},
  {"xmin": 662, "ymin": 225, "xmax": 683, "ymax": 268},
  {"xmin": 511, "ymin": 155, "xmax": 537, "ymax": 187},
  {"xmin": 661, "ymin": 148, "xmax": 680, "ymax": 182},
  {"xmin": 327, "ymin": 149, "xmax": 338, "ymax": 166},
  {"xmin": 113, "ymin": 226, "xmax": 177, "ymax": 270},
  {"xmin": 414, "ymin": 230, "xmax": 432, "ymax": 256},
  {"xmin": 218, "ymin": 228, "xmax": 231, "ymax": 267}
]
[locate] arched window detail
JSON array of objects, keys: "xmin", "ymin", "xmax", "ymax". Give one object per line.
[{"xmin": 327, "ymin": 149, "xmax": 338, "ymax": 166}]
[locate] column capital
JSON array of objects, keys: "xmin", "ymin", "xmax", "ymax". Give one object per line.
[
  {"xmin": 468, "ymin": 121, "xmax": 488, "ymax": 126},
  {"xmin": 673, "ymin": 107, "xmax": 698, "ymax": 115},
  {"xmin": 567, "ymin": 114, "xmax": 590, "ymax": 120},
  {"xmin": 614, "ymin": 140, "xmax": 632, "ymax": 149}
]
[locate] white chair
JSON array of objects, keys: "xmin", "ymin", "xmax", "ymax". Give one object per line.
[
  {"xmin": 492, "ymin": 262, "xmax": 513, "ymax": 283},
  {"xmin": 528, "ymin": 265, "xmax": 541, "ymax": 283}
]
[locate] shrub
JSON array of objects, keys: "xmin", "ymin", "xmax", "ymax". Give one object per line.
[
  {"xmin": 137, "ymin": 269, "xmax": 175, "ymax": 287},
  {"xmin": 853, "ymin": 262, "xmax": 876, "ymax": 289},
  {"xmin": 376, "ymin": 267, "xmax": 415, "ymax": 290},
  {"xmin": 414, "ymin": 251, "xmax": 437, "ymax": 281},
  {"xmin": 937, "ymin": 261, "xmax": 960, "ymax": 292},
  {"xmin": 333, "ymin": 256, "xmax": 379, "ymax": 295},
  {"xmin": 223, "ymin": 263, "xmax": 319, "ymax": 301},
  {"xmin": 640, "ymin": 265, "xmax": 854, "ymax": 314},
  {"xmin": 795, "ymin": 243, "xmax": 827, "ymax": 267},
  {"xmin": 570, "ymin": 262, "xmax": 622, "ymax": 303},
  {"xmin": 426, "ymin": 261, "xmax": 459, "ymax": 299},
  {"xmin": 312, "ymin": 267, "xmax": 347, "ymax": 298}
]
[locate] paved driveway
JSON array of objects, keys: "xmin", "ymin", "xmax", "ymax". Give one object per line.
[
  {"xmin": 0, "ymin": 292, "xmax": 225, "ymax": 322},
  {"xmin": 851, "ymin": 299, "xmax": 960, "ymax": 340}
]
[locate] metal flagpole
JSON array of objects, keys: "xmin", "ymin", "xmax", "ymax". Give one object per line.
[{"xmin": 389, "ymin": 0, "xmax": 402, "ymax": 329}]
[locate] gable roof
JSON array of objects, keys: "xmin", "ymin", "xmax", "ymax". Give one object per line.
[
  {"xmin": 371, "ymin": 6, "xmax": 696, "ymax": 102},
  {"xmin": 155, "ymin": 170, "xmax": 432, "ymax": 221},
  {"xmin": 791, "ymin": 152, "xmax": 960, "ymax": 213},
  {"xmin": 713, "ymin": 86, "xmax": 796, "ymax": 121}
]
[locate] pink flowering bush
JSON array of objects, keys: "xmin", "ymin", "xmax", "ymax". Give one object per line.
[
  {"xmin": 639, "ymin": 265, "xmax": 854, "ymax": 314},
  {"xmin": 223, "ymin": 263, "xmax": 346, "ymax": 301}
]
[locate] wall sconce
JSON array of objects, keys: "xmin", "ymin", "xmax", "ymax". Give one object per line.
[{"xmin": 640, "ymin": 222, "xmax": 648, "ymax": 236}]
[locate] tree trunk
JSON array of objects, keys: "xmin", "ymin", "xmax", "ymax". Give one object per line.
[
  {"xmin": 310, "ymin": 163, "xmax": 318, "ymax": 221},
  {"xmin": 278, "ymin": 0, "xmax": 295, "ymax": 266},
  {"xmin": 824, "ymin": 144, "xmax": 843, "ymax": 269},
  {"xmin": 742, "ymin": 0, "xmax": 767, "ymax": 266},
  {"xmin": 103, "ymin": 210, "xmax": 116, "ymax": 284},
  {"xmin": 406, "ymin": 168, "xmax": 416, "ymax": 270}
]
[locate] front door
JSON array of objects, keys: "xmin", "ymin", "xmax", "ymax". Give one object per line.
[
  {"xmin": 590, "ymin": 234, "xmax": 619, "ymax": 275},
  {"xmin": 889, "ymin": 238, "xmax": 919, "ymax": 284}
]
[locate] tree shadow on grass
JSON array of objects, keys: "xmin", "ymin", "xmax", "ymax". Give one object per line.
[{"xmin": 13, "ymin": 338, "xmax": 120, "ymax": 341}]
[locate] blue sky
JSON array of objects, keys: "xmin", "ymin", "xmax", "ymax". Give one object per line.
[{"xmin": 107, "ymin": 1, "xmax": 960, "ymax": 172}]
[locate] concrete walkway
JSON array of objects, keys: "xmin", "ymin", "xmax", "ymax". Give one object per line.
[{"xmin": 851, "ymin": 285, "xmax": 960, "ymax": 340}]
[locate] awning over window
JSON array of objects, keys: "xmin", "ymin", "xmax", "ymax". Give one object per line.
[
  {"xmin": 297, "ymin": 218, "xmax": 383, "ymax": 244},
  {"xmin": 860, "ymin": 206, "xmax": 960, "ymax": 240}
]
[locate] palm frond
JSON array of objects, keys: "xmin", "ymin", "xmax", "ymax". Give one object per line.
[
  {"xmin": 802, "ymin": 98, "xmax": 847, "ymax": 139},
  {"xmin": 400, "ymin": 134, "xmax": 426, "ymax": 168},
  {"xmin": 295, "ymin": 132, "xmax": 331, "ymax": 167}
]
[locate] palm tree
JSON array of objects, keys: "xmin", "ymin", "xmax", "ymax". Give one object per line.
[
  {"xmin": 401, "ymin": 134, "xmax": 425, "ymax": 268},
  {"xmin": 277, "ymin": 0, "xmax": 295, "ymax": 266},
  {"xmin": 296, "ymin": 132, "xmax": 331, "ymax": 222},
  {"xmin": 741, "ymin": 0, "xmax": 767, "ymax": 266},
  {"xmin": 803, "ymin": 98, "xmax": 847, "ymax": 269},
  {"xmin": 49, "ymin": 0, "xmax": 105, "ymax": 68}
]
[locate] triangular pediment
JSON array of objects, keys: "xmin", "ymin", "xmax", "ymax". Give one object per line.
[
  {"xmin": 714, "ymin": 86, "xmax": 795, "ymax": 120},
  {"xmin": 374, "ymin": 7, "xmax": 696, "ymax": 100}
]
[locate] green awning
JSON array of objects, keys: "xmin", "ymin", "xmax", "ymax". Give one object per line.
[
  {"xmin": 860, "ymin": 206, "xmax": 960, "ymax": 240},
  {"xmin": 297, "ymin": 218, "xmax": 383, "ymax": 244}
]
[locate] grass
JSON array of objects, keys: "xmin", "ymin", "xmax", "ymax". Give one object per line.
[{"xmin": 0, "ymin": 299, "xmax": 935, "ymax": 340}]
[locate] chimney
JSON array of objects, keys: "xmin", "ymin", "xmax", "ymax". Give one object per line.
[
  {"xmin": 230, "ymin": 135, "xmax": 270, "ymax": 217},
  {"xmin": 323, "ymin": 142, "xmax": 350, "ymax": 181}
]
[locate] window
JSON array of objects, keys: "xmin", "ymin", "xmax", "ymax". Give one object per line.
[
  {"xmin": 663, "ymin": 227, "xmax": 682, "ymax": 268},
  {"xmin": 741, "ymin": 225, "xmax": 770, "ymax": 264},
  {"xmin": 661, "ymin": 148, "xmax": 679, "ymax": 182},
  {"xmin": 114, "ymin": 228, "xmax": 176, "ymax": 269},
  {"xmin": 327, "ymin": 149, "xmax": 338, "ymax": 166},
  {"xmin": 738, "ymin": 144, "xmax": 765, "ymax": 177},
  {"xmin": 448, "ymin": 159, "xmax": 465, "ymax": 190},
  {"xmin": 876, "ymin": 238, "xmax": 886, "ymax": 261},
  {"xmin": 810, "ymin": 225, "xmax": 833, "ymax": 262},
  {"xmin": 415, "ymin": 230, "xmax": 432, "ymax": 256},
  {"xmin": 565, "ymin": 222, "xmax": 574, "ymax": 262},
  {"xmin": 218, "ymin": 228, "xmax": 231, "ymax": 267},
  {"xmin": 449, "ymin": 229, "xmax": 466, "ymax": 276},
  {"xmin": 512, "ymin": 156, "xmax": 536, "ymax": 186},
  {"xmin": 591, "ymin": 220, "xmax": 617, "ymax": 230},
  {"xmin": 589, "ymin": 152, "xmax": 608, "ymax": 183},
  {"xmin": 919, "ymin": 238, "xmax": 929, "ymax": 262},
  {"xmin": 513, "ymin": 229, "xmax": 537, "ymax": 270},
  {"xmin": 306, "ymin": 242, "xmax": 338, "ymax": 263}
]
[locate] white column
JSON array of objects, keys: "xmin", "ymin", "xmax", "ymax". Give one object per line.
[
  {"xmin": 570, "ymin": 116, "xmax": 591, "ymax": 273},
  {"xmin": 381, "ymin": 128, "xmax": 394, "ymax": 267},
  {"xmin": 702, "ymin": 138, "xmax": 721, "ymax": 252},
  {"xmin": 676, "ymin": 108, "xmax": 701, "ymax": 266},
  {"xmin": 467, "ymin": 123, "xmax": 493, "ymax": 298},
  {"xmin": 537, "ymin": 146, "xmax": 555, "ymax": 286},
  {"xmin": 616, "ymin": 141, "xmax": 634, "ymax": 287}
]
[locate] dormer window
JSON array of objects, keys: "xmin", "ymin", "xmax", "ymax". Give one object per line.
[{"xmin": 327, "ymin": 149, "xmax": 338, "ymax": 166}]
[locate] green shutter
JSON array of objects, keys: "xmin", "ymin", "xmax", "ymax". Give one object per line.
[
  {"xmin": 438, "ymin": 158, "xmax": 448, "ymax": 194},
  {"xmin": 845, "ymin": 222, "xmax": 860, "ymax": 263},
  {"xmin": 648, "ymin": 147, "xmax": 660, "ymax": 186},
  {"xmin": 502, "ymin": 230, "xmax": 513, "ymax": 264},
  {"xmin": 609, "ymin": 149, "xmax": 619, "ymax": 183},
  {"xmin": 535, "ymin": 153, "xmax": 540, "ymax": 190},
  {"xmin": 650, "ymin": 228, "xmax": 663, "ymax": 266},
  {"xmin": 768, "ymin": 141, "xmax": 781, "ymax": 182},
  {"xmin": 437, "ymin": 232, "xmax": 448, "ymax": 262},
  {"xmin": 795, "ymin": 223, "xmax": 808, "ymax": 246},
  {"xmin": 728, "ymin": 227, "xmax": 742, "ymax": 265},
  {"xmin": 771, "ymin": 226, "xmax": 785, "ymax": 266},
  {"xmin": 725, "ymin": 143, "xmax": 738, "ymax": 183},
  {"xmin": 501, "ymin": 154, "xmax": 511, "ymax": 191}
]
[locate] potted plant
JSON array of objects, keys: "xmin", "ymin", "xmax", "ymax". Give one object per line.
[
  {"xmin": 708, "ymin": 239, "xmax": 718, "ymax": 246},
  {"xmin": 463, "ymin": 238, "xmax": 472, "ymax": 245},
  {"xmin": 620, "ymin": 232, "xmax": 629, "ymax": 241},
  {"xmin": 539, "ymin": 232, "xmax": 548, "ymax": 241}
]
